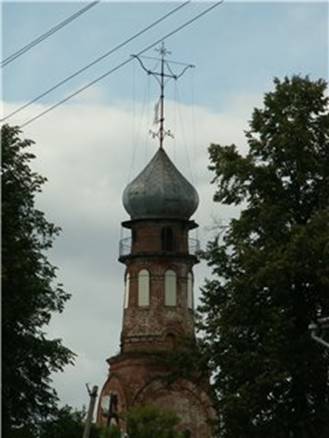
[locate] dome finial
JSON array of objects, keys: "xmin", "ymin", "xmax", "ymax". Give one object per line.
[{"xmin": 131, "ymin": 43, "xmax": 194, "ymax": 150}]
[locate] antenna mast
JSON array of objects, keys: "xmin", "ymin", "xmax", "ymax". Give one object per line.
[{"xmin": 132, "ymin": 41, "xmax": 194, "ymax": 149}]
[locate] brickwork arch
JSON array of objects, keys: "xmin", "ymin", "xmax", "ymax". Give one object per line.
[
  {"xmin": 133, "ymin": 377, "xmax": 216, "ymax": 437},
  {"xmin": 138, "ymin": 269, "xmax": 150, "ymax": 306},
  {"xmin": 164, "ymin": 269, "xmax": 177, "ymax": 306}
]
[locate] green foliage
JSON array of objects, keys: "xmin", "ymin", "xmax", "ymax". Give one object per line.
[
  {"xmin": 99, "ymin": 425, "xmax": 122, "ymax": 438},
  {"xmin": 125, "ymin": 404, "xmax": 182, "ymax": 438},
  {"xmin": 199, "ymin": 76, "xmax": 329, "ymax": 437},
  {"xmin": 153, "ymin": 338, "xmax": 212, "ymax": 386},
  {"xmin": 99, "ymin": 404, "xmax": 187, "ymax": 437},
  {"xmin": 9, "ymin": 405, "xmax": 100, "ymax": 438},
  {"xmin": 38, "ymin": 405, "xmax": 96, "ymax": 438},
  {"xmin": 1, "ymin": 125, "xmax": 75, "ymax": 435}
]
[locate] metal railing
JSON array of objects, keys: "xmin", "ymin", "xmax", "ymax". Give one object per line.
[
  {"xmin": 188, "ymin": 237, "xmax": 201, "ymax": 256},
  {"xmin": 119, "ymin": 237, "xmax": 132, "ymax": 258},
  {"xmin": 119, "ymin": 236, "xmax": 201, "ymax": 258}
]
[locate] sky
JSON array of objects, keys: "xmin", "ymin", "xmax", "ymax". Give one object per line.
[{"xmin": 2, "ymin": 0, "xmax": 328, "ymax": 412}]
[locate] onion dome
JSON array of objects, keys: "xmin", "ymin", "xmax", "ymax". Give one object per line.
[{"xmin": 123, "ymin": 148, "xmax": 199, "ymax": 220}]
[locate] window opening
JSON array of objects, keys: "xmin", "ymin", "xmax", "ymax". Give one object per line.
[
  {"xmin": 161, "ymin": 227, "xmax": 174, "ymax": 251},
  {"xmin": 165, "ymin": 333, "xmax": 176, "ymax": 349},
  {"xmin": 138, "ymin": 269, "xmax": 150, "ymax": 306},
  {"xmin": 165, "ymin": 269, "xmax": 177, "ymax": 306},
  {"xmin": 124, "ymin": 273, "xmax": 130, "ymax": 309},
  {"xmin": 107, "ymin": 393, "xmax": 119, "ymax": 428},
  {"xmin": 187, "ymin": 272, "xmax": 193, "ymax": 309}
]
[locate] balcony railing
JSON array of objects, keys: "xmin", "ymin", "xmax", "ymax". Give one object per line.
[
  {"xmin": 119, "ymin": 237, "xmax": 132, "ymax": 258},
  {"xmin": 188, "ymin": 238, "xmax": 201, "ymax": 256},
  {"xmin": 119, "ymin": 237, "xmax": 201, "ymax": 258}
]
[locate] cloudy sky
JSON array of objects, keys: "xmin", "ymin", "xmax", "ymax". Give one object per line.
[{"xmin": 2, "ymin": 0, "xmax": 328, "ymax": 411}]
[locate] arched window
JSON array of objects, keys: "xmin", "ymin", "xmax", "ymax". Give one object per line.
[
  {"xmin": 161, "ymin": 227, "xmax": 174, "ymax": 251},
  {"xmin": 138, "ymin": 269, "xmax": 150, "ymax": 306},
  {"xmin": 100, "ymin": 394, "xmax": 110, "ymax": 417},
  {"xmin": 124, "ymin": 273, "xmax": 130, "ymax": 309},
  {"xmin": 108, "ymin": 393, "xmax": 119, "ymax": 427},
  {"xmin": 187, "ymin": 272, "xmax": 193, "ymax": 309},
  {"xmin": 165, "ymin": 270, "xmax": 177, "ymax": 306},
  {"xmin": 165, "ymin": 333, "xmax": 176, "ymax": 349}
]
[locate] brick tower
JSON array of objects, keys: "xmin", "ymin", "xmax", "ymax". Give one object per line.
[{"xmin": 97, "ymin": 43, "xmax": 215, "ymax": 436}]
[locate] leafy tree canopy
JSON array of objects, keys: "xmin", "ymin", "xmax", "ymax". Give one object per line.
[
  {"xmin": 1, "ymin": 125, "xmax": 75, "ymax": 435},
  {"xmin": 38, "ymin": 406, "xmax": 85, "ymax": 438},
  {"xmin": 125, "ymin": 404, "xmax": 182, "ymax": 438},
  {"xmin": 199, "ymin": 76, "xmax": 329, "ymax": 437},
  {"xmin": 38, "ymin": 405, "xmax": 100, "ymax": 438}
]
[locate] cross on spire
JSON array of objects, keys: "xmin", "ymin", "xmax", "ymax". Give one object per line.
[
  {"xmin": 132, "ymin": 41, "xmax": 194, "ymax": 149},
  {"xmin": 156, "ymin": 40, "xmax": 171, "ymax": 58}
]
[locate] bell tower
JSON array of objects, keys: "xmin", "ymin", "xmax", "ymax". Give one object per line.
[
  {"xmin": 120, "ymin": 146, "xmax": 199, "ymax": 352},
  {"xmin": 97, "ymin": 43, "xmax": 215, "ymax": 437}
]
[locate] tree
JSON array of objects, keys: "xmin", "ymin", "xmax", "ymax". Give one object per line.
[
  {"xmin": 40, "ymin": 406, "xmax": 86, "ymax": 438},
  {"xmin": 125, "ymin": 404, "xmax": 182, "ymax": 438},
  {"xmin": 199, "ymin": 76, "xmax": 329, "ymax": 437},
  {"xmin": 38, "ymin": 405, "xmax": 100, "ymax": 438},
  {"xmin": 9, "ymin": 405, "xmax": 101, "ymax": 438},
  {"xmin": 1, "ymin": 125, "xmax": 75, "ymax": 435},
  {"xmin": 99, "ymin": 425, "xmax": 122, "ymax": 438}
]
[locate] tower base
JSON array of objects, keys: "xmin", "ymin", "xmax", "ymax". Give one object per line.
[{"xmin": 97, "ymin": 352, "xmax": 216, "ymax": 437}]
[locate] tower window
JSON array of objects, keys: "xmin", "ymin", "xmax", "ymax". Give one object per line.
[
  {"xmin": 187, "ymin": 272, "xmax": 193, "ymax": 309},
  {"xmin": 165, "ymin": 333, "xmax": 176, "ymax": 349},
  {"xmin": 161, "ymin": 227, "xmax": 174, "ymax": 251},
  {"xmin": 138, "ymin": 269, "xmax": 150, "ymax": 306},
  {"xmin": 132, "ymin": 229, "xmax": 137, "ymax": 243},
  {"xmin": 100, "ymin": 395, "xmax": 110, "ymax": 417},
  {"xmin": 165, "ymin": 270, "xmax": 177, "ymax": 306},
  {"xmin": 124, "ymin": 273, "xmax": 130, "ymax": 309}
]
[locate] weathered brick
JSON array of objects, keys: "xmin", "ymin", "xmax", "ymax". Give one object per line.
[{"xmin": 97, "ymin": 218, "xmax": 216, "ymax": 436}]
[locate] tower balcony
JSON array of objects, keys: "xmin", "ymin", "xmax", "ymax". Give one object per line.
[
  {"xmin": 119, "ymin": 237, "xmax": 132, "ymax": 258},
  {"xmin": 188, "ymin": 238, "xmax": 201, "ymax": 256},
  {"xmin": 119, "ymin": 237, "xmax": 201, "ymax": 260}
]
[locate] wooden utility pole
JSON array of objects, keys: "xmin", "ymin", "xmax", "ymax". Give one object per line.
[{"xmin": 82, "ymin": 384, "xmax": 98, "ymax": 438}]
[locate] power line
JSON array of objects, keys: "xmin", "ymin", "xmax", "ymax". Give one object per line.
[
  {"xmin": 1, "ymin": 1, "xmax": 191, "ymax": 123},
  {"xmin": 1, "ymin": 1, "xmax": 100, "ymax": 68},
  {"xmin": 20, "ymin": 1, "xmax": 224, "ymax": 129}
]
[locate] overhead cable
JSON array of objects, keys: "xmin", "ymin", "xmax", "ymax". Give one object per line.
[
  {"xmin": 20, "ymin": 1, "xmax": 224, "ymax": 128},
  {"xmin": 1, "ymin": 1, "xmax": 191, "ymax": 122},
  {"xmin": 1, "ymin": 1, "xmax": 100, "ymax": 68}
]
